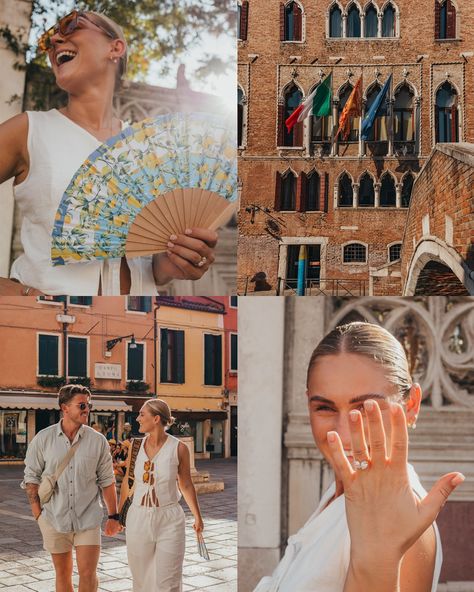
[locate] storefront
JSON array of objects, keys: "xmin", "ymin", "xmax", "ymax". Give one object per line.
[
  {"xmin": 0, "ymin": 393, "xmax": 132, "ymax": 460},
  {"xmin": 170, "ymin": 411, "xmax": 228, "ymax": 459}
]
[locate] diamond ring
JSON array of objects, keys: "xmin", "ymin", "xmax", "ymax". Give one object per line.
[{"xmin": 353, "ymin": 459, "xmax": 369, "ymax": 470}]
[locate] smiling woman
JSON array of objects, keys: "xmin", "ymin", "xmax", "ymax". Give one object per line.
[
  {"xmin": 0, "ymin": 10, "xmax": 219, "ymax": 296},
  {"xmin": 253, "ymin": 321, "xmax": 465, "ymax": 592}
]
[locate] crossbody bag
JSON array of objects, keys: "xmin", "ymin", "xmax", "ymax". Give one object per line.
[
  {"xmin": 38, "ymin": 439, "xmax": 81, "ymax": 505},
  {"xmin": 118, "ymin": 438, "xmax": 142, "ymax": 527}
]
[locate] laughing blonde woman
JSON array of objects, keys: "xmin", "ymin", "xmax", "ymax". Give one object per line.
[{"xmin": 0, "ymin": 10, "xmax": 218, "ymax": 295}]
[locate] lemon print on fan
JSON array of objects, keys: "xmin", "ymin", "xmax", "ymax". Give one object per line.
[{"xmin": 51, "ymin": 112, "xmax": 237, "ymax": 265}]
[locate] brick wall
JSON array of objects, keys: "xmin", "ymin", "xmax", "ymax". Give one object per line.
[
  {"xmin": 238, "ymin": 0, "xmax": 474, "ymax": 295},
  {"xmin": 401, "ymin": 143, "xmax": 474, "ymax": 294}
]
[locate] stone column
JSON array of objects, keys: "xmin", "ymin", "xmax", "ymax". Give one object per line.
[
  {"xmin": 352, "ymin": 182, "xmax": 360, "ymax": 208},
  {"xmin": 238, "ymin": 297, "xmax": 286, "ymax": 592},
  {"xmin": 395, "ymin": 183, "xmax": 402, "ymax": 208},
  {"xmin": 374, "ymin": 181, "xmax": 381, "ymax": 207},
  {"xmin": 0, "ymin": 0, "xmax": 32, "ymax": 277}
]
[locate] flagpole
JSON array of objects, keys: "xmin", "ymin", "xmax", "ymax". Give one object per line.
[{"xmin": 359, "ymin": 69, "xmax": 364, "ymax": 158}]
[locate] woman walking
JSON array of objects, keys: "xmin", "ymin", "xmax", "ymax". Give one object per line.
[
  {"xmin": 0, "ymin": 10, "xmax": 218, "ymax": 295},
  {"xmin": 120, "ymin": 399, "xmax": 204, "ymax": 592}
]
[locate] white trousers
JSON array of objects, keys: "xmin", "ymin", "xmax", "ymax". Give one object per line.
[{"xmin": 126, "ymin": 503, "xmax": 186, "ymax": 592}]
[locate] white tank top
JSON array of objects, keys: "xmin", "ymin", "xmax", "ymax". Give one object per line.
[
  {"xmin": 132, "ymin": 435, "xmax": 182, "ymax": 508},
  {"xmin": 11, "ymin": 109, "xmax": 158, "ymax": 295},
  {"xmin": 254, "ymin": 464, "xmax": 442, "ymax": 592}
]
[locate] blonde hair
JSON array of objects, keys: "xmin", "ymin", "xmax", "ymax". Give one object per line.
[
  {"xmin": 144, "ymin": 399, "xmax": 176, "ymax": 427},
  {"xmin": 306, "ymin": 322, "xmax": 412, "ymax": 399},
  {"xmin": 85, "ymin": 11, "xmax": 128, "ymax": 90}
]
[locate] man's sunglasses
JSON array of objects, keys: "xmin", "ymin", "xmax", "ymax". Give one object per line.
[
  {"xmin": 74, "ymin": 402, "xmax": 93, "ymax": 411},
  {"xmin": 38, "ymin": 10, "xmax": 116, "ymax": 53}
]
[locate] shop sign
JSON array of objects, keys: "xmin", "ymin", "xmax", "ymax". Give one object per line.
[{"xmin": 95, "ymin": 363, "xmax": 122, "ymax": 379}]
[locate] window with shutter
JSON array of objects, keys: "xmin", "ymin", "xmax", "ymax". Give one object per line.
[
  {"xmin": 127, "ymin": 296, "xmax": 152, "ymax": 312},
  {"xmin": 160, "ymin": 329, "xmax": 185, "ymax": 383},
  {"xmin": 275, "ymin": 171, "xmax": 282, "ymax": 210},
  {"xmin": 230, "ymin": 334, "xmax": 238, "ymax": 372},
  {"xmin": 127, "ymin": 342, "xmax": 144, "ymax": 381},
  {"xmin": 306, "ymin": 172, "xmax": 320, "ymax": 211},
  {"xmin": 283, "ymin": 84, "xmax": 303, "ymax": 146},
  {"xmin": 68, "ymin": 337, "xmax": 87, "ymax": 378},
  {"xmin": 338, "ymin": 173, "xmax": 353, "ymax": 207},
  {"xmin": 69, "ymin": 296, "xmax": 92, "ymax": 306},
  {"xmin": 446, "ymin": 1, "xmax": 456, "ymax": 39},
  {"xmin": 38, "ymin": 334, "xmax": 59, "ymax": 376},
  {"xmin": 359, "ymin": 173, "xmax": 375, "ymax": 207},
  {"xmin": 329, "ymin": 5, "xmax": 342, "ymax": 37},
  {"xmin": 380, "ymin": 174, "xmax": 396, "ymax": 207},
  {"xmin": 204, "ymin": 334, "xmax": 222, "ymax": 386},
  {"xmin": 241, "ymin": 1, "xmax": 249, "ymax": 41}
]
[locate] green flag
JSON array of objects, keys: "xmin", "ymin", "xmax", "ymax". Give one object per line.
[{"xmin": 312, "ymin": 73, "xmax": 332, "ymax": 117}]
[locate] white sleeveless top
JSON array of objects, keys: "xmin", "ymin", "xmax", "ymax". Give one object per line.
[
  {"xmin": 132, "ymin": 435, "xmax": 182, "ymax": 508},
  {"xmin": 255, "ymin": 464, "xmax": 442, "ymax": 592},
  {"xmin": 11, "ymin": 109, "xmax": 159, "ymax": 295}
]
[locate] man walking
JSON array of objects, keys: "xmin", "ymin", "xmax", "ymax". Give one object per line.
[{"xmin": 22, "ymin": 384, "xmax": 121, "ymax": 592}]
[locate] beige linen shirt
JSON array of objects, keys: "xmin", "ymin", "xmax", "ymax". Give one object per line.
[{"xmin": 22, "ymin": 421, "xmax": 114, "ymax": 533}]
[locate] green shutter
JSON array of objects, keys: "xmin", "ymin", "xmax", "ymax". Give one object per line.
[
  {"xmin": 143, "ymin": 297, "xmax": 152, "ymax": 312},
  {"xmin": 160, "ymin": 329, "xmax": 168, "ymax": 382},
  {"xmin": 231, "ymin": 334, "xmax": 238, "ymax": 370},
  {"xmin": 39, "ymin": 335, "xmax": 59, "ymax": 375},
  {"xmin": 215, "ymin": 335, "xmax": 222, "ymax": 385},
  {"xmin": 176, "ymin": 330, "xmax": 185, "ymax": 383},
  {"xmin": 204, "ymin": 334, "xmax": 213, "ymax": 385},
  {"xmin": 68, "ymin": 337, "xmax": 87, "ymax": 377},
  {"xmin": 128, "ymin": 343, "xmax": 144, "ymax": 381}
]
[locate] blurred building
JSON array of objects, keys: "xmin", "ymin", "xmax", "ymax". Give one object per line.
[
  {"xmin": 0, "ymin": 295, "xmax": 237, "ymax": 460},
  {"xmin": 239, "ymin": 296, "xmax": 474, "ymax": 592}
]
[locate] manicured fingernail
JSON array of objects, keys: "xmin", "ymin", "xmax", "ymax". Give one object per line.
[
  {"xmin": 451, "ymin": 473, "xmax": 465, "ymax": 486},
  {"xmin": 349, "ymin": 410, "xmax": 359, "ymax": 423},
  {"xmin": 185, "ymin": 228, "xmax": 192, "ymax": 235},
  {"xmin": 169, "ymin": 234, "xmax": 177, "ymax": 240},
  {"xmin": 327, "ymin": 431, "xmax": 337, "ymax": 443},
  {"xmin": 364, "ymin": 400, "xmax": 374, "ymax": 412},
  {"xmin": 167, "ymin": 241, "xmax": 174, "ymax": 248}
]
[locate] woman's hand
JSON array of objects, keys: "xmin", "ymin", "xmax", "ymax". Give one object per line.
[
  {"xmin": 327, "ymin": 399, "xmax": 464, "ymax": 568},
  {"xmin": 152, "ymin": 228, "xmax": 217, "ymax": 285},
  {"xmin": 193, "ymin": 516, "xmax": 204, "ymax": 534},
  {"xmin": 0, "ymin": 277, "xmax": 43, "ymax": 296}
]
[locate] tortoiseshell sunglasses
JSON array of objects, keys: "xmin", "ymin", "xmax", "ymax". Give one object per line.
[{"xmin": 38, "ymin": 10, "xmax": 116, "ymax": 53}]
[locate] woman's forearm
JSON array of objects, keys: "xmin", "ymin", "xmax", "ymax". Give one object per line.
[
  {"xmin": 152, "ymin": 254, "xmax": 173, "ymax": 286},
  {"xmin": 344, "ymin": 555, "xmax": 401, "ymax": 592},
  {"xmin": 180, "ymin": 482, "xmax": 202, "ymax": 521}
]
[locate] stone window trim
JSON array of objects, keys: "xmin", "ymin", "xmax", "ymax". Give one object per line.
[
  {"xmin": 280, "ymin": 0, "xmax": 306, "ymax": 44},
  {"xmin": 277, "ymin": 237, "xmax": 328, "ymax": 293},
  {"xmin": 388, "ymin": 241, "xmax": 403, "ymax": 262},
  {"xmin": 275, "ymin": 168, "xmax": 298, "ymax": 212},
  {"xmin": 433, "ymin": 78, "xmax": 462, "ymax": 145},
  {"xmin": 342, "ymin": 241, "xmax": 368, "ymax": 265},
  {"xmin": 238, "ymin": 84, "xmax": 248, "ymax": 149},
  {"xmin": 277, "ymin": 81, "xmax": 304, "ymax": 148},
  {"xmin": 434, "ymin": 0, "xmax": 459, "ymax": 41},
  {"xmin": 326, "ymin": 0, "xmax": 400, "ymax": 39}
]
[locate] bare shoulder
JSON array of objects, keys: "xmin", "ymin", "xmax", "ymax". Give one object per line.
[
  {"xmin": 177, "ymin": 440, "xmax": 189, "ymax": 459},
  {"xmin": 0, "ymin": 112, "xmax": 29, "ymax": 184},
  {"xmin": 400, "ymin": 525, "xmax": 437, "ymax": 592}
]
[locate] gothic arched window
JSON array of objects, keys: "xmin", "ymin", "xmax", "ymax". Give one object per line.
[
  {"xmin": 435, "ymin": 81, "xmax": 459, "ymax": 143},
  {"xmin": 329, "ymin": 4, "xmax": 343, "ymax": 37},
  {"xmin": 338, "ymin": 172, "xmax": 353, "ymax": 207},
  {"xmin": 359, "ymin": 173, "xmax": 375, "ymax": 207}
]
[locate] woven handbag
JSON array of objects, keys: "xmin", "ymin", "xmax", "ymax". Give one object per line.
[{"xmin": 119, "ymin": 438, "xmax": 142, "ymax": 527}]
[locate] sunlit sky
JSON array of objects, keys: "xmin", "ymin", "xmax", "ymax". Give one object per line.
[{"xmin": 30, "ymin": 2, "xmax": 236, "ymax": 110}]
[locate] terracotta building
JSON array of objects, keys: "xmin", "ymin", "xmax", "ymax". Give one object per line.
[
  {"xmin": 237, "ymin": 0, "xmax": 474, "ymax": 295},
  {"xmin": 0, "ymin": 296, "xmax": 237, "ymax": 461}
]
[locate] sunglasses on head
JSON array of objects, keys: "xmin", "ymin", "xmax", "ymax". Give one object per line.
[{"xmin": 38, "ymin": 10, "xmax": 116, "ymax": 53}]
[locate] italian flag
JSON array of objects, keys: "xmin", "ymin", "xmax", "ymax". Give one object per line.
[{"xmin": 285, "ymin": 74, "xmax": 332, "ymax": 133}]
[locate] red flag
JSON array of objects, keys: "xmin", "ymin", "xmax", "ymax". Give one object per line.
[{"xmin": 336, "ymin": 77, "xmax": 362, "ymax": 141}]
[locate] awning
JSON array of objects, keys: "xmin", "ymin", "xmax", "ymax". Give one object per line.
[{"xmin": 0, "ymin": 395, "xmax": 131, "ymax": 412}]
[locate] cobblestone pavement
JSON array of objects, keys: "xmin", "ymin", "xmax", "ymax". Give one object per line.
[{"xmin": 0, "ymin": 458, "xmax": 236, "ymax": 591}]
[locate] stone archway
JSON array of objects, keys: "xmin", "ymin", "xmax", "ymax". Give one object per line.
[
  {"xmin": 414, "ymin": 261, "xmax": 469, "ymax": 295},
  {"xmin": 404, "ymin": 239, "xmax": 474, "ymax": 296}
]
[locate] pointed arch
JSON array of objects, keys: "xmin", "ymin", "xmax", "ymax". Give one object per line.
[
  {"xmin": 401, "ymin": 171, "xmax": 415, "ymax": 207},
  {"xmin": 381, "ymin": 1, "xmax": 398, "ymax": 37},
  {"xmin": 309, "ymin": 79, "xmax": 332, "ymax": 143},
  {"xmin": 393, "ymin": 82, "xmax": 415, "ymax": 144},
  {"xmin": 275, "ymin": 168, "xmax": 298, "ymax": 211},
  {"xmin": 380, "ymin": 171, "xmax": 397, "ymax": 207},
  {"xmin": 435, "ymin": 0, "xmax": 457, "ymax": 40},
  {"xmin": 358, "ymin": 171, "xmax": 375, "ymax": 207},
  {"xmin": 279, "ymin": 81, "xmax": 304, "ymax": 147},
  {"xmin": 337, "ymin": 171, "xmax": 354, "ymax": 207},
  {"xmin": 302, "ymin": 169, "xmax": 321, "ymax": 211},
  {"xmin": 435, "ymin": 80, "xmax": 459, "ymax": 143},
  {"xmin": 364, "ymin": 81, "xmax": 389, "ymax": 142},
  {"xmin": 282, "ymin": 1, "xmax": 304, "ymax": 41},
  {"xmin": 328, "ymin": 1, "xmax": 343, "ymax": 37},
  {"xmin": 346, "ymin": 1, "xmax": 362, "ymax": 37},
  {"xmin": 364, "ymin": 1, "xmax": 379, "ymax": 37}
]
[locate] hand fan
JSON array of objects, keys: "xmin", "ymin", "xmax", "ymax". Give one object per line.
[
  {"xmin": 51, "ymin": 112, "xmax": 237, "ymax": 265},
  {"xmin": 196, "ymin": 532, "xmax": 210, "ymax": 560}
]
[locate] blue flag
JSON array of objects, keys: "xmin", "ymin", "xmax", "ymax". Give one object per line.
[{"xmin": 361, "ymin": 74, "xmax": 392, "ymax": 141}]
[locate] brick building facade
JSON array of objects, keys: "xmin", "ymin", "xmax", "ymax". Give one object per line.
[{"xmin": 237, "ymin": 0, "xmax": 474, "ymax": 295}]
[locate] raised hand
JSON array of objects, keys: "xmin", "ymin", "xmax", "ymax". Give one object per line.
[{"xmin": 326, "ymin": 399, "xmax": 464, "ymax": 566}]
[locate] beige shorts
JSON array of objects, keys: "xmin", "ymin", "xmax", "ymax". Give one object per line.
[{"xmin": 38, "ymin": 512, "xmax": 101, "ymax": 554}]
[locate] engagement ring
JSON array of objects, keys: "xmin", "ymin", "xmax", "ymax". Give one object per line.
[
  {"xmin": 196, "ymin": 256, "xmax": 207, "ymax": 268},
  {"xmin": 353, "ymin": 459, "xmax": 369, "ymax": 470}
]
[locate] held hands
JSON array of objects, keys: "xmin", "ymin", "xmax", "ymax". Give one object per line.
[
  {"xmin": 153, "ymin": 228, "xmax": 217, "ymax": 284},
  {"xmin": 103, "ymin": 518, "xmax": 122, "ymax": 537},
  {"xmin": 326, "ymin": 400, "xmax": 465, "ymax": 565}
]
